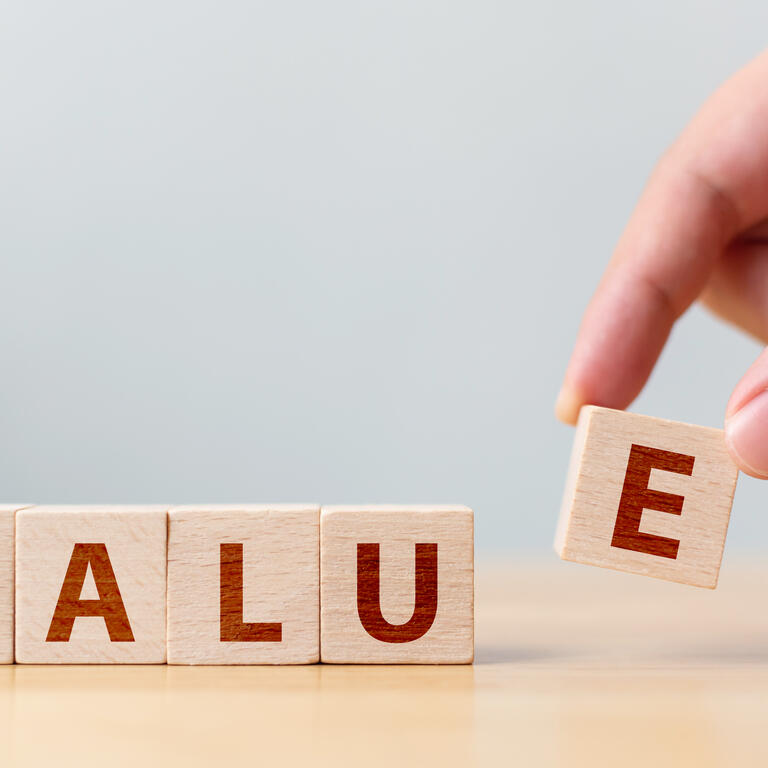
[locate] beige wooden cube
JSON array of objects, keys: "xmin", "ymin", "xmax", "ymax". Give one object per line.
[
  {"xmin": 556, "ymin": 406, "xmax": 739, "ymax": 588},
  {"xmin": 320, "ymin": 505, "xmax": 473, "ymax": 664},
  {"xmin": 0, "ymin": 506, "xmax": 30, "ymax": 664},
  {"xmin": 15, "ymin": 506, "xmax": 168, "ymax": 663},
  {"xmin": 167, "ymin": 504, "xmax": 319, "ymax": 664}
]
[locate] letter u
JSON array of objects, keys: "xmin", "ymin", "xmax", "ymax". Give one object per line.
[{"xmin": 356, "ymin": 542, "xmax": 438, "ymax": 643}]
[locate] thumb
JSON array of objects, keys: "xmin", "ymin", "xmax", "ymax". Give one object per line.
[{"xmin": 725, "ymin": 346, "xmax": 768, "ymax": 478}]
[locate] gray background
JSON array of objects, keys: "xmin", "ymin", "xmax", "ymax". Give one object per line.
[{"xmin": 2, "ymin": 1, "xmax": 767, "ymax": 553}]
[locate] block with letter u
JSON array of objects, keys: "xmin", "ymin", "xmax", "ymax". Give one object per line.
[{"xmin": 320, "ymin": 505, "xmax": 474, "ymax": 663}]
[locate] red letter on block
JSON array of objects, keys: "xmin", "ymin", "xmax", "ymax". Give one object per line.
[
  {"xmin": 47, "ymin": 543, "xmax": 134, "ymax": 642},
  {"xmin": 611, "ymin": 443, "xmax": 695, "ymax": 559},
  {"xmin": 220, "ymin": 543, "xmax": 282, "ymax": 642},
  {"xmin": 357, "ymin": 542, "xmax": 438, "ymax": 643}
]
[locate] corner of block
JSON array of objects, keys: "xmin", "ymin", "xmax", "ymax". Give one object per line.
[{"xmin": 554, "ymin": 405, "xmax": 593, "ymax": 558}]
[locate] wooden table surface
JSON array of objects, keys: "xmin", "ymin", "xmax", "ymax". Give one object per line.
[{"xmin": 2, "ymin": 559, "xmax": 767, "ymax": 767}]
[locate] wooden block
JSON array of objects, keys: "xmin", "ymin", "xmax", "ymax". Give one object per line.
[
  {"xmin": 320, "ymin": 505, "xmax": 473, "ymax": 664},
  {"xmin": 15, "ymin": 506, "xmax": 167, "ymax": 663},
  {"xmin": 0, "ymin": 506, "xmax": 30, "ymax": 664},
  {"xmin": 167, "ymin": 504, "xmax": 319, "ymax": 664},
  {"xmin": 556, "ymin": 406, "xmax": 739, "ymax": 588}
]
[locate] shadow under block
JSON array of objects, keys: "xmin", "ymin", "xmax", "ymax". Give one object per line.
[
  {"xmin": 0, "ymin": 506, "xmax": 29, "ymax": 664},
  {"xmin": 320, "ymin": 505, "xmax": 474, "ymax": 664},
  {"xmin": 556, "ymin": 406, "xmax": 739, "ymax": 588},
  {"xmin": 15, "ymin": 506, "xmax": 168, "ymax": 663},
  {"xmin": 167, "ymin": 505, "xmax": 319, "ymax": 665}
]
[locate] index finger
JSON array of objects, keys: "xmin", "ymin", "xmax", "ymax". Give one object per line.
[{"xmin": 555, "ymin": 54, "xmax": 768, "ymax": 424}]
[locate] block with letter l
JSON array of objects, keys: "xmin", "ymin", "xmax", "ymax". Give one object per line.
[
  {"xmin": 555, "ymin": 406, "xmax": 739, "ymax": 588},
  {"xmin": 167, "ymin": 504, "xmax": 319, "ymax": 665}
]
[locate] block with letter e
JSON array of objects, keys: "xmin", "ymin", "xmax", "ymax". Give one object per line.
[{"xmin": 556, "ymin": 406, "xmax": 739, "ymax": 588}]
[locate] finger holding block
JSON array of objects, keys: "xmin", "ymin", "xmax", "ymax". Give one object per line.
[
  {"xmin": 556, "ymin": 406, "xmax": 739, "ymax": 588},
  {"xmin": 167, "ymin": 504, "xmax": 319, "ymax": 665},
  {"xmin": 320, "ymin": 505, "xmax": 474, "ymax": 664},
  {"xmin": 15, "ymin": 506, "xmax": 168, "ymax": 663}
]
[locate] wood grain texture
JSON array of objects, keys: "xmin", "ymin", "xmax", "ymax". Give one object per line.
[
  {"xmin": 0, "ymin": 506, "xmax": 30, "ymax": 664},
  {"xmin": 320, "ymin": 505, "xmax": 473, "ymax": 664},
  {"xmin": 556, "ymin": 406, "xmax": 739, "ymax": 588},
  {"xmin": 167, "ymin": 505, "xmax": 319, "ymax": 664},
  {"xmin": 15, "ymin": 506, "xmax": 168, "ymax": 663}
]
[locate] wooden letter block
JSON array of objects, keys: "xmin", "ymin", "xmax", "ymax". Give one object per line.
[
  {"xmin": 167, "ymin": 505, "xmax": 319, "ymax": 664},
  {"xmin": 556, "ymin": 406, "xmax": 739, "ymax": 588},
  {"xmin": 320, "ymin": 505, "xmax": 473, "ymax": 664},
  {"xmin": 0, "ymin": 506, "xmax": 29, "ymax": 664},
  {"xmin": 15, "ymin": 506, "xmax": 167, "ymax": 663}
]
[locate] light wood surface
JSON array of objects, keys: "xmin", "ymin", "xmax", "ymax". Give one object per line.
[
  {"xmin": 3, "ymin": 559, "xmax": 768, "ymax": 766},
  {"xmin": 320, "ymin": 505, "xmax": 474, "ymax": 663},
  {"xmin": 15, "ymin": 506, "xmax": 168, "ymax": 663},
  {"xmin": 557, "ymin": 406, "xmax": 738, "ymax": 588},
  {"xmin": 167, "ymin": 504, "xmax": 319, "ymax": 664}
]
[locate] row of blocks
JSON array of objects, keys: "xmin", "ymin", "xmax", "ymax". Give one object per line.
[
  {"xmin": 0, "ymin": 407, "xmax": 732, "ymax": 665},
  {"xmin": 0, "ymin": 504, "xmax": 474, "ymax": 664}
]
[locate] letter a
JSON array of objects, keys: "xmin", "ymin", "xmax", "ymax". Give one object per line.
[{"xmin": 47, "ymin": 543, "xmax": 135, "ymax": 642}]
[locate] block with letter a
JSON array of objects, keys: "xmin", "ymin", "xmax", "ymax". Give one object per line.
[
  {"xmin": 15, "ymin": 506, "xmax": 167, "ymax": 663},
  {"xmin": 556, "ymin": 406, "xmax": 739, "ymax": 588},
  {"xmin": 320, "ymin": 505, "xmax": 474, "ymax": 663},
  {"xmin": 167, "ymin": 504, "xmax": 319, "ymax": 664}
]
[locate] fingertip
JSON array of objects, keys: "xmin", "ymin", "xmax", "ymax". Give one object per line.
[
  {"xmin": 725, "ymin": 389, "xmax": 768, "ymax": 479},
  {"xmin": 725, "ymin": 347, "xmax": 768, "ymax": 418},
  {"xmin": 555, "ymin": 386, "xmax": 583, "ymax": 425}
]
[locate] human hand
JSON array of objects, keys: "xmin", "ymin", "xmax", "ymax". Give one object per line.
[{"xmin": 555, "ymin": 50, "xmax": 768, "ymax": 478}]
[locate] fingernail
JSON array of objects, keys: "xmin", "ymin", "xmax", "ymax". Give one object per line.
[
  {"xmin": 555, "ymin": 386, "xmax": 583, "ymax": 425},
  {"xmin": 725, "ymin": 389, "xmax": 768, "ymax": 478}
]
